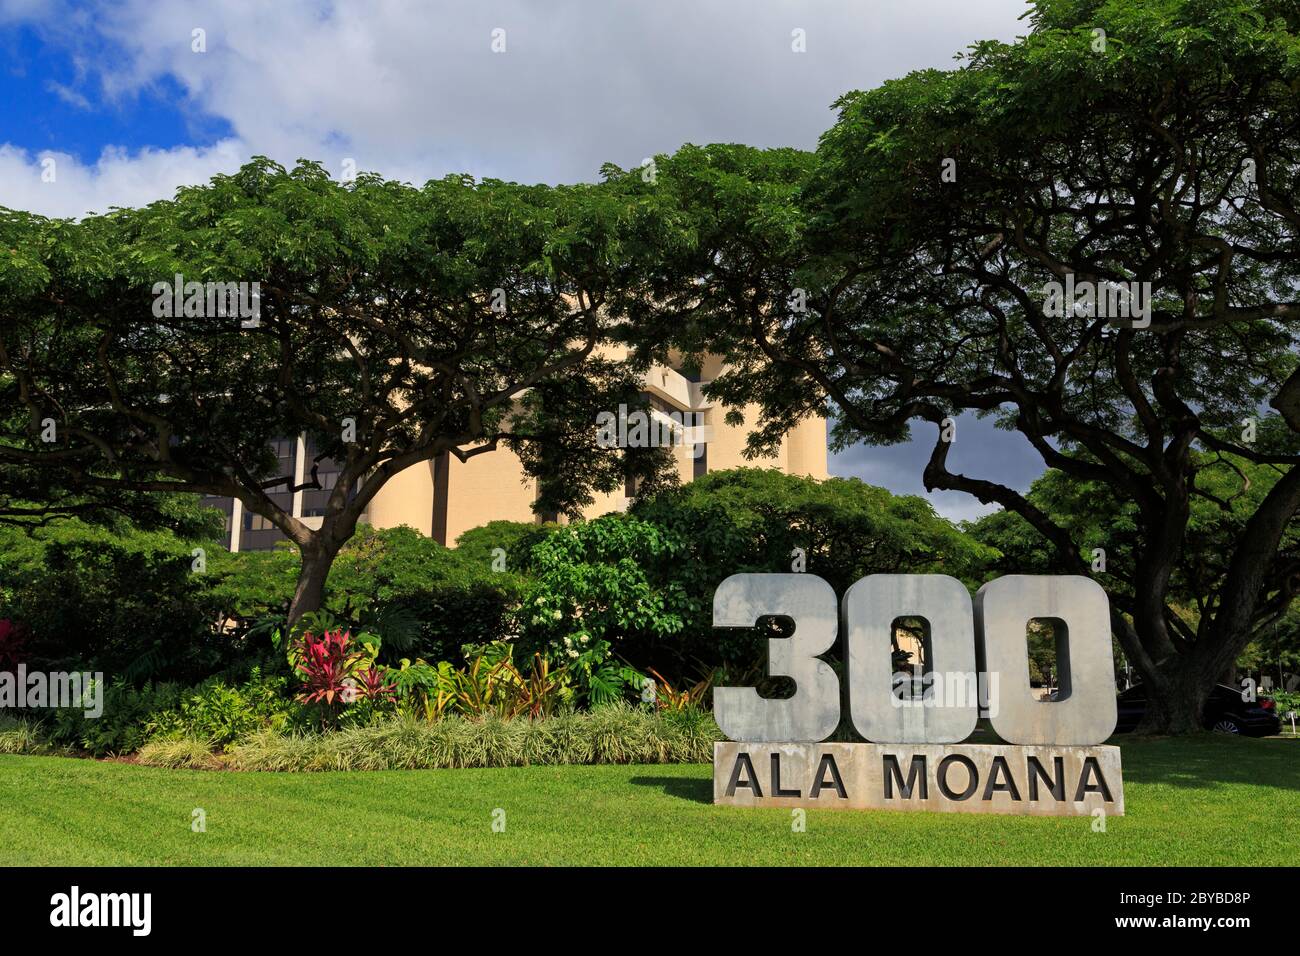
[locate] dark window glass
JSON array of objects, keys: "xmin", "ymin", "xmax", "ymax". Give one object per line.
[
  {"xmin": 301, "ymin": 436, "xmax": 345, "ymax": 518},
  {"xmin": 693, "ymin": 441, "xmax": 708, "ymax": 480},
  {"xmin": 240, "ymin": 491, "xmax": 293, "ymax": 550}
]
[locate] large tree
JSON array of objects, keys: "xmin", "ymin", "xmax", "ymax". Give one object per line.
[
  {"xmin": 0, "ymin": 158, "xmax": 668, "ymax": 624},
  {"xmin": 968, "ymin": 453, "xmax": 1300, "ymax": 683},
  {"xmin": 621, "ymin": 0, "xmax": 1300, "ymax": 732}
]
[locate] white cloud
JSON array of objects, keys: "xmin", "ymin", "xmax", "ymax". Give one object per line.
[
  {"xmin": 0, "ymin": 140, "xmax": 245, "ymax": 219},
  {"xmin": 46, "ymin": 80, "xmax": 91, "ymax": 110},
  {"xmin": 0, "ymin": 0, "xmax": 1044, "ymax": 505},
  {"xmin": 1, "ymin": 0, "xmax": 1029, "ymax": 216}
]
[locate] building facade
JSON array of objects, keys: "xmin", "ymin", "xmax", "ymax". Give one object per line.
[{"xmin": 205, "ymin": 353, "xmax": 827, "ymax": 551}]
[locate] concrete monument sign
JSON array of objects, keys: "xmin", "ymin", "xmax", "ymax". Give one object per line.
[
  {"xmin": 713, "ymin": 574, "xmax": 841, "ymax": 743},
  {"xmin": 715, "ymin": 742, "xmax": 1123, "ymax": 816},
  {"xmin": 712, "ymin": 573, "xmax": 1124, "ymax": 817}
]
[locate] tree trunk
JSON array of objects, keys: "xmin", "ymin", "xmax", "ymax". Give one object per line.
[
  {"xmin": 1135, "ymin": 661, "xmax": 1215, "ymax": 735},
  {"xmin": 1132, "ymin": 467, "xmax": 1300, "ymax": 733},
  {"xmin": 287, "ymin": 541, "xmax": 338, "ymax": 629}
]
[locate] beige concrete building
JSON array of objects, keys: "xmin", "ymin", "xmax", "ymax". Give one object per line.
[{"xmin": 206, "ymin": 353, "xmax": 827, "ymax": 551}]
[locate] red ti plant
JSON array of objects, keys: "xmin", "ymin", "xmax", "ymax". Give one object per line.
[
  {"xmin": 293, "ymin": 630, "xmax": 365, "ymax": 708},
  {"xmin": 356, "ymin": 665, "xmax": 397, "ymax": 703}
]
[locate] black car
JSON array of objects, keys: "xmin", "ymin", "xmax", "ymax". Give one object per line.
[{"xmin": 1112, "ymin": 683, "xmax": 1281, "ymax": 736}]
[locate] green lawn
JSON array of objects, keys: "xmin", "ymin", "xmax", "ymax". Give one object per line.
[{"xmin": 0, "ymin": 735, "xmax": 1295, "ymax": 866}]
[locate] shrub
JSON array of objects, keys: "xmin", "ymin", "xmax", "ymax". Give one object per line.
[
  {"xmin": 0, "ymin": 521, "xmax": 529, "ymax": 694},
  {"xmin": 210, "ymin": 526, "xmax": 526, "ymax": 666},
  {"xmin": 390, "ymin": 658, "xmax": 455, "ymax": 720},
  {"xmin": 658, "ymin": 706, "xmax": 719, "ymax": 759},
  {"xmin": 518, "ymin": 716, "xmax": 562, "ymax": 765},
  {"xmin": 32, "ymin": 671, "xmax": 298, "ymax": 756},
  {"xmin": 1265, "ymin": 689, "xmax": 1300, "ymax": 714},
  {"xmin": 543, "ymin": 710, "xmax": 595, "ymax": 765},
  {"xmin": 519, "ymin": 515, "xmax": 687, "ymax": 672},
  {"xmin": 586, "ymin": 702, "xmax": 655, "ymax": 763},
  {"xmin": 517, "ymin": 469, "xmax": 994, "ymax": 691},
  {"xmin": 136, "ymin": 736, "xmax": 225, "ymax": 770},
  {"xmin": 0, "ymin": 520, "xmax": 236, "ymax": 682},
  {"xmin": 108, "ymin": 704, "xmax": 722, "ymax": 771},
  {"xmin": 223, "ymin": 705, "xmax": 719, "ymax": 771},
  {"xmin": 146, "ymin": 671, "xmax": 298, "ymax": 747},
  {"xmin": 468, "ymin": 714, "xmax": 528, "ymax": 768},
  {"xmin": 645, "ymin": 667, "xmax": 714, "ymax": 712},
  {"xmin": 318, "ymin": 526, "xmax": 525, "ymax": 663},
  {"xmin": 226, "ymin": 727, "xmax": 322, "ymax": 772},
  {"xmin": 293, "ymin": 630, "xmax": 370, "ymax": 708},
  {"xmin": 284, "ymin": 629, "xmax": 396, "ymax": 730},
  {"xmin": 453, "ymin": 521, "xmax": 552, "ymax": 575},
  {"xmin": 47, "ymin": 680, "xmax": 185, "ymax": 756},
  {"xmin": 388, "ymin": 643, "xmax": 574, "ymax": 720}
]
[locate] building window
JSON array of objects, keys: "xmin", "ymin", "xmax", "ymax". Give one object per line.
[
  {"xmin": 301, "ymin": 437, "xmax": 345, "ymax": 518},
  {"xmin": 240, "ymin": 489, "xmax": 294, "ymax": 550},
  {"xmin": 196, "ymin": 438, "xmax": 297, "ymax": 551},
  {"xmin": 259, "ymin": 438, "xmax": 297, "ymax": 493}
]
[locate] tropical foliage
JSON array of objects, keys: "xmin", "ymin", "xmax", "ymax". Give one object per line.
[{"xmin": 614, "ymin": 0, "xmax": 1300, "ymax": 731}]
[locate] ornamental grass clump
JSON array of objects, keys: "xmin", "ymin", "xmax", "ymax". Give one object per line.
[
  {"xmin": 225, "ymin": 727, "xmax": 321, "ymax": 772},
  {"xmin": 587, "ymin": 703, "xmax": 657, "ymax": 764},
  {"xmin": 154, "ymin": 705, "xmax": 721, "ymax": 772},
  {"xmin": 0, "ymin": 716, "xmax": 53, "ymax": 755},
  {"xmin": 136, "ymin": 735, "xmax": 224, "ymax": 770}
]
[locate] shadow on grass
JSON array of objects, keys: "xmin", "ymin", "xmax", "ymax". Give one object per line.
[
  {"xmin": 628, "ymin": 775, "xmax": 712, "ymax": 804},
  {"xmin": 626, "ymin": 736, "xmax": 1300, "ymax": 800},
  {"xmin": 634, "ymin": 735, "xmax": 1297, "ymax": 802},
  {"xmin": 1115, "ymin": 733, "xmax": 1300, "ymax": 793}
]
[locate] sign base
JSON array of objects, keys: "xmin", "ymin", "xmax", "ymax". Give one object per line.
[{"xmin": 714, "ymin": 741, "xmax": 1124, "ymax": 816}]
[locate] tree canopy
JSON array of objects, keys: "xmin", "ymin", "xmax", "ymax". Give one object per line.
[
  {"xmin": 0, "ymin": 158, "xmax": 672, "ymax": 620},
  {"xmin": 619, "ymin": 0, "xmax": 1300, "ymax": 731},
  {"xmin": 3, "ymin": 0, "xmax": 1297, "ymax": 733}
]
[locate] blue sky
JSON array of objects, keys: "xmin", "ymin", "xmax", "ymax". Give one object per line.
[
  {"xmin": 0, "ymin": 23, "xmax": 230, "ymax": 162},
  {"xmin": 0, "ymin": 0, "xmax": 1046, "ymax": 520}
]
